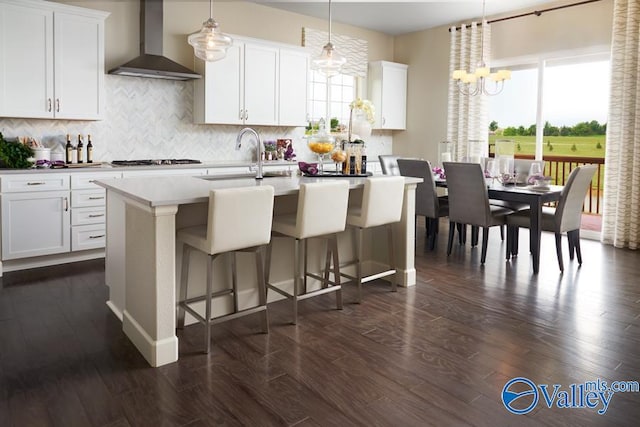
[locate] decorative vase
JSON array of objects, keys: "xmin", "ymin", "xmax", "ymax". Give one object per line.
[{"xmin": 350, "ymin": 110, "xmax": 372, "ymax": 140}]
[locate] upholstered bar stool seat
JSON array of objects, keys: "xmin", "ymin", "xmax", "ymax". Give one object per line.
[
  {"xmin": 177, "ymin": 186, "xmax": 275, "ymax": 353},
  {"xmin": 342, "ymin": 176, "xmax": 405, "ymax": 302},
  {"xmin": 266, "ymin": 181, "xmax": 350, "ymax": 324}
]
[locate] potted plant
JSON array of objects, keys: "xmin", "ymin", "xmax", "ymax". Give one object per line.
[
  {"xmin": 0, "ymin": 132, "xmax": 34, "ymax": 169},
  {"xmin": 263, "ymin": 140, "xmax": 277, "ymax": 160}
]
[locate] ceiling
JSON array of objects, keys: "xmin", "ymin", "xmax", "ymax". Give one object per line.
[{"xmin": 248, "ymin": 0, "xmax": 572, "ymax": 35}]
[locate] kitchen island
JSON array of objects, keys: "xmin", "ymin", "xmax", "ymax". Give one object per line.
[{"xmin": 96, "ymin": 174, "xmax": 420, "ymax": 367}]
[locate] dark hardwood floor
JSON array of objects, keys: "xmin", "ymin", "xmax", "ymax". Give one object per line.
[{"xmin": 1, "ymin": 220, "xmax": 639, "ymax": 426}]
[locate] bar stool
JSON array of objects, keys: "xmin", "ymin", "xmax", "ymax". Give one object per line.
[
  {"xmin": 265, "ymin": 181, "xmax": 350, "ymax": 324},
  {"xmin": 176, "ymin": 186, "xmax": 275, "ymax": 353},
  {"xmin": 343, "ymin": 176, "xmax": 405, "ymax": 302}
]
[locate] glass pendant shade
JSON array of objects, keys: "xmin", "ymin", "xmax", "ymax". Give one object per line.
[
  {"xmin": 188, "ymin": 13, "xmax": 232, "ymax": 62},
  {"xmin": 311, "ymin": 42, "xmax": 346, "ymax": 76},
  {"xmin": 311, "ymin": 0, "xmax": 346, "ymax": 76}
]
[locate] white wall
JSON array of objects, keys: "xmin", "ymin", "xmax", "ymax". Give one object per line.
[
  {"xmin": 393, "ymin": 0, "xmax": 614, "ymax": 164},
  {"xmin": 0, "ymin": 0, "xmax": 395, "ymax": 163}
]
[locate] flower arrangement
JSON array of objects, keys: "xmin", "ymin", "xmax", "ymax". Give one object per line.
[
  {"xmin": 263, "ymin": 140, "xmax": 277, "ymax": 152},
  {"xmin": 349, "ymin": 98, "xmax": 375, "ymax": 124},
  {"xmin": 432, "ymin": 166, "xmax": 446, "ymax": 180}
]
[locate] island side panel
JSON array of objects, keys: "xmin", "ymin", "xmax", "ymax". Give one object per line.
[
  {"xmin": 396, "ymin": 182, "xmax": 417, "ymax": 287},
  {"xmin": 105, "ymin": 191, "xmax": 126, "ymax": 320},
  {"xmin": 122, "ymin": 201, "xmax": 179, "ymax": 367}
]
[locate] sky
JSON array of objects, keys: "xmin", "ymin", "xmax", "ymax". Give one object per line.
[{"xmin": 488, "ymin": 60, "xmax": 610, "ymax": 129}]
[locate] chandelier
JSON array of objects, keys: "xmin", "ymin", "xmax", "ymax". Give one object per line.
[
  {"xmin": 452, "ymin": 0, "xmax": 511, "ymax": 96},
  {"xmin": 311, "ymin": 0, "xmax": 346, "ymax": 76},
  {"xmin": 188, "ymin": 0, "xmax": 233, "ymax": 62}
]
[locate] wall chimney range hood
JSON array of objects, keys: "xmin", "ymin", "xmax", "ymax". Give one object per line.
[{"xmin": 109, "ymin": 0, "xmax": 201, "ymax": 81}]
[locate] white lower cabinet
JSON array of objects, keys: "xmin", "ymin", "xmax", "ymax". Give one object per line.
[
  {"xmin": 71, "ymin": 206, "xmax": 105, "ymax": 226},
  {"xmin": 1, "ymin": 190, "xmax": 70, "ymax": 260},
  {"xmin": 71, "ymin": 223, "xmax": 105, "ymax": 251},
  {"xmin": 0, "ymin": 171, "xmax": 120, "ymax": 266},
  {"xmin": 70, "ymin": 172, "xmax": 118, "ymax": 252}
]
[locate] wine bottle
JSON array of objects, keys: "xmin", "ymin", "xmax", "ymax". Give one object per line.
[
  {"xmin": 86, "ymin": 134, "xmax": 93, "ymax": 163},
  {"xmin": 65, "ymin": 134, "xmax": 73, "ymax": 164},
  {"xmin": 361, "ymin": 145, "xmax": 367, "ymax": 174},
  {"xmin": 77, "ymin": 134, "xmax": 83, "ymax": 164}
]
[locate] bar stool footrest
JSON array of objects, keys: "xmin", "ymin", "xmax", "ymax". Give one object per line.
[
  {"xmin": 267, "ymin": 282, "xmax": 342, "ymax": 301},
  {"xmin": 179, "ymin": 301, "xmax": 267, "ymax": 327}
]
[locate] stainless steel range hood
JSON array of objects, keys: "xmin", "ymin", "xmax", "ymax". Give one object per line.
[{"xmin": 109, "ymin": 0, "xmax": 200, "ymax": 81}]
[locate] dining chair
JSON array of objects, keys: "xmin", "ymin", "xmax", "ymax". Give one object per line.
[
  {"xmin": 397, "ymin": 159, "xmax": 449, "ymax": 250},
  {"xmin": 514, "ymin": 159, "xmax": 546, "ymax": 185},
  {"xmin": 378, "ymin": 155, "xmax": 401, "ymax": 175},
  {"xmin": 506, "ymin": 164, "xmax": 597, "ymax": 272},
  {"xmin": 443, "ymin": 162, "xmax": 515, "ymax": 264}
]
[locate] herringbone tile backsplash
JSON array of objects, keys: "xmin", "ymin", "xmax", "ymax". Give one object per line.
[{"xmin": 0, "ymin": 76, "xmax": 392, "ymax": 163}]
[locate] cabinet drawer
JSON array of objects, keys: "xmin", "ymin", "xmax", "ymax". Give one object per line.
[
  {"xmin": 72, "ymin": 189, "xmax": 105, "ymax": 207},
  {"xmin": 72, "ymin": 206, "xmax": 105, "ymax": 226},
  {"xmin": 71, "ymin": 224, "xmax": 105, "ymax": 251},
  {"xmin": 1, "ymin": 174, "xmax": 70, "ymax": 192},
  {"xmin": 71, "ymin": 172, "xmax": 121, "ymax": 189}
]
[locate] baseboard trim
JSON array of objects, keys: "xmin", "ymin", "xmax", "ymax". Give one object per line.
[{"xmin": 122, "ymin": 310, "xmax": 178, "ymax": 367}]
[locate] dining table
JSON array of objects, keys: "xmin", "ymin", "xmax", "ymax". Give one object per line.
[
  {"xmin": 488, "ymin": 183, "xmax": 563, "ymax": 273},
  {"xmin": 436, "ymin": 178, "xmax": 563, "ymax": 273}
]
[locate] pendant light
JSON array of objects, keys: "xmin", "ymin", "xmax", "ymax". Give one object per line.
[
  {"xmin": 311, "ymin": 0, "xmax": 346, "ymax": 76},
  {"xmin": 451, "ymin": 0, "xmax": 511, "ymax": 96},
  {"xmin": 188, "ymin": 0, "xmax": 232, "ymax": 62}
]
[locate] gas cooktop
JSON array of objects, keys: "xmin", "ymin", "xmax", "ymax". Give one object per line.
[{"xmin": 111, "ymin": 159, "xmax": 201, "ymax": 167}]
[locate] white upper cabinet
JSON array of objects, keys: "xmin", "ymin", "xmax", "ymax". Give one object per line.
[
  {"xmin": 194, "ymin": 36, "xmax": 307, "ymax": 127},
  {"xmin": 243, "ymin": 43, "xmax": 278, "ymax": 126},
  {"xmin": 368, "ymin": 61, "xmax": 408, "ymax": 130},
  {"xmin": 278, "ymin": 49, "xmax": 308, "ymax": 127},
  {"xmin": 194, "ymin": 43, "xmax": 244, "ymax": 125},
  {"xmin": 53, "ymin": 11, "xmax": 105, "ymax": 120},
  {"xmin": 0, "ymin": 0, "xmax": 108, "ymax": 120}
]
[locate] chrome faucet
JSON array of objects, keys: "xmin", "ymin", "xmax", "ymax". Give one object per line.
[{"xmin": 235, "ymin": 127, "xmax": 263, "ymax": 179}]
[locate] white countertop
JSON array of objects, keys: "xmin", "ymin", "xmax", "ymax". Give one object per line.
[
  {"xmin": 0, "ymin": 160, "xmax": 295, "ymax": 174},
  {"xmin": 95, "ymin": 174, "xmax": 421, "ymax": 208}
]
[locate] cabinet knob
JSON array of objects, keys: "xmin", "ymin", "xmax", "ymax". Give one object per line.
[
  {"xmin": 245, "ymin": 110, "xmax": 248, "ymax": 120},
  {"xmin": 27, "ymin": 182, "xmax": 46, "ymax": 186},
  {"xmin": 63, "ymin": 197, "xmax": 69, "ymax": 212},
  {"xmin": 89, "ymin": 234, "xmax": 105, "ymax": 239},
  {"xmin": 47, "ymin": 99, "xmax": 52, "ymax": 112},
  {"xmin": 239, "ymin": 109, "xmax": 244, "ymax": 120},
  {"xmin": 88, "ymin": 196, "xmax": 105, "ymax": 200},
  {"xmin": 56, "ymin": 98, "xmax": 60, "ymax": 113},
  {"xmin": 88, "ymin": 213, "xmax": 105, "ymax": 218}
]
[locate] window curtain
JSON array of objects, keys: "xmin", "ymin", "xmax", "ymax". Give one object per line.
[
  {"xmin": 302, "ymin": 27, "xmax": 368, "ymax": 78},
  {"xmin": 447, "ymin": 22, "xmax": 490, "ymax": 160},
  {"xmin": 601, "ymin": 0, "xmax": 640, "ymax": 250}
]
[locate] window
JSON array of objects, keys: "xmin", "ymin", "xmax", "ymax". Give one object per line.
[
  {"xmin": 488, "ymin": 53, "xmax": 610, "ymax": 159},
  {"xmin": 307, "ymin": 69, "xmax": 356, "ymax": 128}
]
